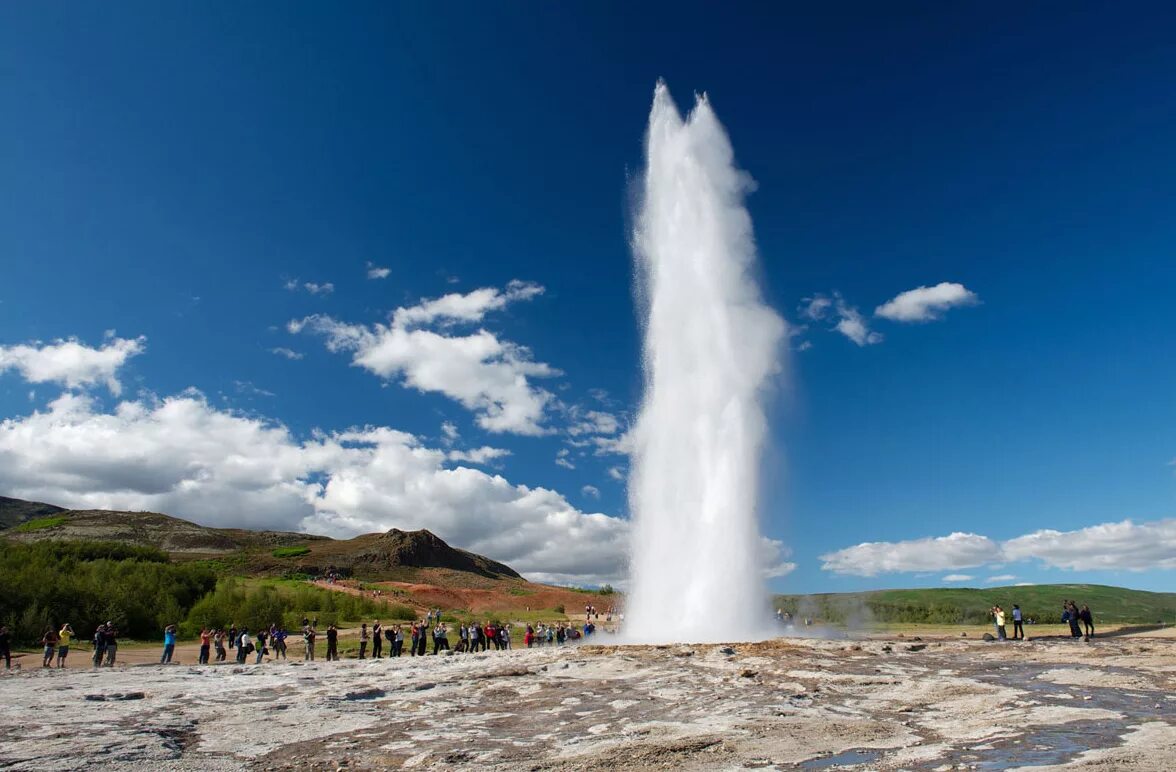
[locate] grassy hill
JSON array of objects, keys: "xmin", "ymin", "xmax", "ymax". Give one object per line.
[
  {"xmin": 774, "ymin": 584, "xmax": 1176, "ymax": 625},
  {"xmin": 0, "ymin": 495, "xmax": 64, "ymax": 530}
]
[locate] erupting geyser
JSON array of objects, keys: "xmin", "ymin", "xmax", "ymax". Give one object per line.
[{"xmin": 625, "ymin": 82, "xmax": 787, "ymax": 643}]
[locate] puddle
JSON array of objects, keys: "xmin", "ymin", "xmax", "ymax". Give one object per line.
[{"xmin": 799, "ymin": 749, "xmax": 882, "ymax": 769}]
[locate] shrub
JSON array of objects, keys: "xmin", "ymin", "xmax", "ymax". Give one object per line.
[
  {"xmin": 554, "ymin": 604, "xmax": 565, "ymax": 615},
  {"xmin": 271, "ymin": 546, "xmax": 311, "ymax": 558}
]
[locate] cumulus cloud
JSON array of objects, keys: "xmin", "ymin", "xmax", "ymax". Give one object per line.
[
  {"xmin": 942, "ymin": 574, "xmax": 974, "ymax": 583},
  {"xmin": 1002, "ymin": 519, "xmax": 1176, "ymax": 571},
  {"xmin": 985, "ymin": 574, "xmax": 1017, "ymax": 584},
  {"xmin": 440, "ymin": 421, "xmax": 459, "ymax": 444},
  {"xmin": 0, "ymin": 391, "xmax": 628, "ymax": 584},
  {"xmin": 555, "ymin": 449, "xmax": 576, "ymax": 470},
  {"xmin": 762, "ymin": 537, "xmax": 797, "ymax": 578},
  {"xmin": 607, "ymin": 466, "xmax": 625, "ymax": 481},
  {"xmin": 799, "ymin": 293, "xmax": 881, "ymax": 347},
  {"xmin": 269, "ymin": 347, "xmax": 304, "ymax": 361},
  {"xmin": 391, "ymin": 280, "xmax": 542, "ymax": 327},
  {"xmin": 567, "ymin": 409, "xmax": 620, "ymax": 437},
  {"xmin": 581, "ymin": 485, "xmax": 600, "ymax": 499},
  {"xmin": 820, "ymin": 532, "xmax": 999, "ymax": 576},
  {"xmin": 875, "ymin": 282, "xmax": 979, "ymax": 322},
  {"xmin": 445, "ymin": 446, "xmax": 511, "ymax": 465},
  {"xmin": 285, "ymin": 279, "xmax": 334, "ymax": 295},
  {"xmin": 366, "ymin": 262, "xmax": 391, "ymax": 280},
  {"xmin": 291, "ymin": 281, "xmax": 558, "ymax": 435},
  {"xmin": 823, "ymin": 518, "xmax": 1176, "ymax": 576},
  {"xmin": 0, "ymin": 335, "xmax": 145, "ymax": 395}
]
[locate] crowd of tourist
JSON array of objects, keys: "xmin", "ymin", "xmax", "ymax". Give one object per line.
[{"xmin": 988, "ymin": 600, "xmax": 1094, "ymax": 641}]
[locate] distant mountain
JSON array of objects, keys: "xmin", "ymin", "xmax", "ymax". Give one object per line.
[
  {"xmin": 0, "ymin": 496, "xmax": 521, "ymax": 580},
  {"xmin": 0, "ymin": 495, "xmax": 64, "ymax": 530}
]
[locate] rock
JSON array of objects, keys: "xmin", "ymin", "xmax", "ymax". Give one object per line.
[
  {"xmin": 719, "ymin": 646, "xmax": 736, "ymax": 656},
  {"xmin": 739, "ymin": 669, "xmax": 757, "ymax": 679},
  {"xmin": 881, "ymin": 645, "xmax": 892, "ymax": 653},
  {"xmin": 413, "ymin": 682, "xmax": 436, "ymax": 691},
  {"xmin": 961, "ymin": 632, "xmax": 967, "ymax": 637},
  {"xmin": 343, "ymin": 688, "xmax": 385, "ymax": 701},
  {"xmin": 907, "ymin": 644, "xmax": 927, "ymax": 652},
  {"xmin": 982, "ymin": 633, "xmax": 996, "ymax": 642}
]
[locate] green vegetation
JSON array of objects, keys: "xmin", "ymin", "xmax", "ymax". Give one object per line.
[
  {"xmin": 774, "ymin": 584, "xmax": 1176, "ymax": 626},
  {"xmin": 0, "ymin": 540, "xmax": 216, "ymax": 644},
  {"xmin": 271, "ymin": 545, "xmax": 311, "ymax": 558},
  {"xmin": 181, "ymin": 578, "xmax": 389, "ymax": 636},
  {"xmin": 598, "ymin": 584, "xmax": 615, "ymax": 595},
  {"xmin": 13, "ymin": 516, "xmax": 67, "ymax": 533}
]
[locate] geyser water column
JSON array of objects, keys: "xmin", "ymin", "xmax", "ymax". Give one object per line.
[{"xmin": 625, "ymin": 82, "xmax": 786, "ymax": 643}]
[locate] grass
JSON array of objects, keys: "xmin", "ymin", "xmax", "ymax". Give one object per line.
[
  {"xmin": 13, "ymin": 516, "xmax": 67, "ymax": 532},
  {"xmin": 271, "ymin": 546, "xmax": 311, "ymax": 558},
  {"xmin": 775, "ymin": 584, "xmax": 1176, "ymax": 626}
]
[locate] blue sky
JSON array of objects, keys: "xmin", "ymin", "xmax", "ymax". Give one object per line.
[{"xmin": 1, "ymin": 3, "xmax": 1174, "ymax": 592}]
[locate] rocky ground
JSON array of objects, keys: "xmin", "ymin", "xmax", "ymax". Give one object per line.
[{"xmin": 0, "ymin": 634, "xmax": 1172, "ymax": 770}]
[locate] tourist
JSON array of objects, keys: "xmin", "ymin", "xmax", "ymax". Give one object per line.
[
  {"xmin": 0, "ymin": 625, "xmax": 10, "ymax": 670},
  {"xmin": 989, "ymin": 606, "xmax": 1006, "ymax": 641},
  {"xmin": 237, "ymin": 628, "xmax": 252, "ymax": 664},
  {"xmin": 1079, "ymin": 605, "xmax": 1095, "ymax": 639},
  {"xmin": 468, "ymin": 623, "xmax": 480, "ymax": 652},
  {"xmin": 525, "ymin": 624, "xmax": 534, "ymax": 648},
  {"xmin": 416, "ymin": 622, "xmax": 428, "ymax": 656},
  {"xmin": 303, "ymin": 622, "xmax": 317, "ymax": 661},
  {"xmin": 103, "ymin": 623, "xmax": 118, "ymax": 666},
  {"xmin": 198, "ymin": 628, "xmax": 211, "ymax": 664},
  {"xmin": 326, "ymin": 624, "xmax": 339, "ymax": 661},
  {"xmin": 57, "ymin": 623, "xmax": 73, "ymax": 667},
  {"xmin": 1065, "ymin": 601, "xmax": 1082, "ymax": 639},
  {"xmin": 214, "ymin": 629, "xmax": 227, "ymax": 662},
  {"xmin": 41, "ymin": 627, "xmax": 59, "ymax": 667},
  {"xmin": 161, "ymin": 624, "xmax": 177, "ymax": 664},
  {"xmin": 90, "ymin": 624, "xmax": 106, "ymax": 667},
  {"xmin": 393, "ymin": 624, "xmax": 404, "ymax": 657},
  {"xmin": 457, "ymin": 624, "xmax": 469, "ymax": 652},
  {"xmin": 275, "ymin": 626, "xmax": 289, "ymax": 660},
  {"xmin": 228, "ymin": 624, "xmax": 237, "ymax": 652},
  {"xmin": 372, "ymin": 620, "xmax": 383, "ymax": 658},
  {"xmin": 485, "ymin": 622, "xmax": 497, "ymax": 651},
  {"xmin": 359, "ymin": 623, "xmax": 369, "ymax": 659},
  {"xmin": 1012, "ymin": 605, "xmax": 1024, "ymax": 640},
  {"xmin": 433, "ymin": 623, "xmax": 449, "ymax": 654},
  {"xmin": 384, "ymin": 624, "xmax": 394, "ymax": 656},
  {"xmin": 255, "ymin": 628, "xmax": 268, "ymax": 663}
]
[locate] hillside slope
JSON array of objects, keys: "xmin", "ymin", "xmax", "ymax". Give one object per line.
[
  {"xmin": 0, "ymin": 496, "xmax": 64, "ymax": 530},
  {"xmin": 0, "ymin": 496, "xmax": 522, "ymax": 581},
  {"xmin": 775, "ymin": 584, "xmax": 1176, "ymax": 625}
]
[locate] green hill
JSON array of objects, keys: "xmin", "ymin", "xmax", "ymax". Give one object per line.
[{"xmin": 774, "ymin": 584, "xmax": 1176, "ymax": 625}]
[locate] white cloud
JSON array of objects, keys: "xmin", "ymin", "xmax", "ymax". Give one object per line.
[
  {"xmin": 567, "ymin": 409, "xmax": 620, "ymax": 437},
  {"xmin": 942, "ymin": 574, "xmax": 974, "ymax": 583},
  {"xmin": 391, "ymin": 280, "xmax": 542, "ymax": 328},
  {"xmin": 555, "ymin": 448, "xmax": 576, "ymax": 470},
  {"xmin": 285, "ymin": 279, "xmax": 334, "ymax": 295},
  {"xmin": 440, "ymin": 421, "xmax": 459, "ymax": 443},
  {"xmin": 800, "ymin": 293, "xmax": 881, "ymax": 347},
  {"xmin": 445, "ymin": 446, "xmax": 510, "ymax": 465},
  {"xmin": 366, "ymin": 262, "xmax": 391, "ymax": 280},
  {"xmin": 291, "ymin": 281, "xmax": 557, "ymax": 435},
  {"xmin": 0, "ymin": 391, "xmax": 628, "ymax": 584},
  {"xmin": 762, "ymin": 538, "xmax": 797, "ymax": 578},
  {"xmin": 820, "ymin": 532, "xmax": 999, "ymax": 576},
  {"xmin": 269, "ymin": 347, "xmax": 304, "ymax": 361},
  {"xmin": 823, "ymin": 518, "xmax": 1176, "ymax": 576},
  {"xmin": 1002, "ymin": 519, "xmax": 1176, "ymax": 571},
  {"xmin": 0, "ymin": 335, "xmax": 145, "ymax": 395},
  {"xmin": 985, "ymin": 574, "xmax": 1017, "ymax": 584},
  {"xmin": 233, "ymin": 380, "xmax": 275, "ymax": 398},
  {"xmin": 875, "ymin": 282, "xmax": 979, "ymax": 322},
  {"xmin": 581, "ymin": 485, "xmax": 600, "ymax": 499},
  {"xmin": 607, "ymin": 466, "xmax": 625, "ymax": 481}
]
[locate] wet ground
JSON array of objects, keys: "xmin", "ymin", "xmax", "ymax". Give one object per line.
[{"xmin": 0, "ymin": 634, "xmax": 1171, "ymax": 770}]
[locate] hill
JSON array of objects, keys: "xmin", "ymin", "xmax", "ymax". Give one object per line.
[
  {"xmin": 0, "ymin": 496, "xmax": 520, "ymax": 581},
  {"xmin": 0, "ymin": 495, "xmax": 64, "ymax": 529},
  {"xmin": 775, "ymin": 584, "xmax": 1176, "ymax": 625}
]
